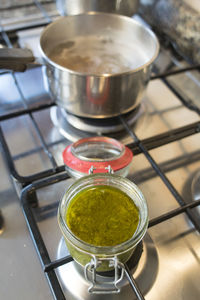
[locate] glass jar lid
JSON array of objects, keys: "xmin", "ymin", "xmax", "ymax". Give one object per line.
[{"xmin": 62, "ymin": 136, "xmax": 133, "ymax": 178}]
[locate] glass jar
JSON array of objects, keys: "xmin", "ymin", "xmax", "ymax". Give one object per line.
[
  {"xmin": 58, "ymin": 173, "xmax": 148, "ymax": 292},
  {"xmin": 62, "ymin": 136, "xmax": 133, "ymax": 179}
]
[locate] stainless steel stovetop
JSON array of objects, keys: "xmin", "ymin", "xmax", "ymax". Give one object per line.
[{"xmin": 0, "ymin": 1, "xmax": 200, "ymax": 300}]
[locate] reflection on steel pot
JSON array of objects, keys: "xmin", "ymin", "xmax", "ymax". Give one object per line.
[
  {"xmin": 56, "ymin": 0, "xmax": 139, "ymax": 17},
  {"xmin": 40, "ymin": 13, "xmax": 159, "ymax": 118}
]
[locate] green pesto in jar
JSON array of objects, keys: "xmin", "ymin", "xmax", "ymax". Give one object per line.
[{"xmin": 66, "ymin": 185, "xmax": 139, "ymax": 247}]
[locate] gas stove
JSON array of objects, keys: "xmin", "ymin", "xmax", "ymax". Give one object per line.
[{"xmin": 0, "ymin": 1, "xmax": 200, "ymax": 300}]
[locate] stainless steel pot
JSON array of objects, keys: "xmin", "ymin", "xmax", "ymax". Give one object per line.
[
  {"xmin": 40, "ymin": 13, "xmax": 159, "ymax": 118},
  {"xmin": 56, "ymin": 0, "xmax": 139, "ymax": 17},
  {"xmin": 0, "ymin": 13, "xmax": 159, "ymax": 118}
]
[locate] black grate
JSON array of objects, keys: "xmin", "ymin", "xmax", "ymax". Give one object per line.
[
  {"xmin": 1, "ymin": 1, "xmax": 200, "ymax": 299},
  {"xmin": 20, "ymin": 171, "xmax": 200, "ymax": 300}
]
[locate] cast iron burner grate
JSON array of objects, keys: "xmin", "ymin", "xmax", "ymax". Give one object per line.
[
  {"xmin": 1, "ymin": 1, "xmax": 200, "ymax": 300},
  {"xmin": 20, "ymin": 172, "xmax": 200, "ymax": 300}
]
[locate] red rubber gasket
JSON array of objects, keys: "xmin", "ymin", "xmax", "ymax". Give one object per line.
[{"xmin": 62, "ymin": 137, "xmax": 133, "ymax": 174}]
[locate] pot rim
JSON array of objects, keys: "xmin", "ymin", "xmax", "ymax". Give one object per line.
[{"xmin": 39, "ymin": 12, "xmax": 160, "ymax": 77}]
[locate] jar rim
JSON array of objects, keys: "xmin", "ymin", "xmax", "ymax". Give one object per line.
[
  {"xmin": 62, "ymin": 136, "xmax": 133, "ymax": 177},
  {"xmin": 58, "ymin": 173, "xmax": 148, "ymax": 256}
]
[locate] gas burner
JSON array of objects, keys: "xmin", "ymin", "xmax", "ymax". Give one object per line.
[
  {"xmin": 0, "ymin": 210, "xmax": 4, "ymax": 235},
  {"xmin": 182, "ymin": 170, "xmax": 200, "ymax": 222},
  {"xmin": 191, "ymin": 171, "xmax": 200, "ymax": 215},
  {"xmin": 50, "ymin": 101, "xmax": 149, "ymax": 143},
  {"xmin": 192, "ymin": 171, "xmax": 200, "ymax": 199},
  {"xmin": 60, "ymin": 106, "xmax": 143, "ymax": 134},
  {"xmin": 56, "ymin": 234, "xmax": 158, "ymax": 299}
]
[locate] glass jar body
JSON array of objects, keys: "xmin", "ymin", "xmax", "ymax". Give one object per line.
[{"xmin": 58, "ymin": 174, "xmax": 148, "ymax": 272}]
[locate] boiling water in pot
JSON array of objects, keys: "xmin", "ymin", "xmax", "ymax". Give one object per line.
[{"xmin": 48, "ymin": 35, "xmax": 149, "ymax": 75}]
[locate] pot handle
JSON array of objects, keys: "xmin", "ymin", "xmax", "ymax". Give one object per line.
[{"xmin": 0, "ymin": 48, "xmax": 35, "ymax": 72}]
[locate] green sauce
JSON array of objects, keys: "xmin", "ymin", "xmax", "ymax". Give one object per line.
[{"xmin": 66, "ymin": 185, "xmax": 139, "ymax": 247}]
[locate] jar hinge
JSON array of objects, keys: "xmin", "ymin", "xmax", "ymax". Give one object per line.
[
  {"xmin": 88, "ymin": 165, "xmax": 114, "ymax": 174},
  {"xmin": 84, "ymin": 256, "xmax": 125, "ymax": 294}
]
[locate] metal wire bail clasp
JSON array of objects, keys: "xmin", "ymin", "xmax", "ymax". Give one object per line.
[
  {"xmin": 84, "ymin": 256, "xmax": 125, "ymax": 294},
  {"xmin": 88, "ymin": 165, "xmax": 114, "ymax": 174},
  {"xmin": 105, "ymin": 165, "xmax": 114, "ymax": 174},
  {"xmin": 88, "ymin": 165, "xmax": 96, "ymax": 174}
]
